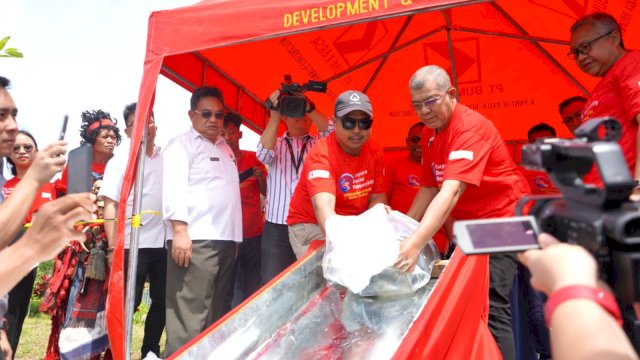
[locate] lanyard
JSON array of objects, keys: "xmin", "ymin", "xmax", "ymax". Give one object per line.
[{"xmin": 285, "ymin": 136, "xmax": 309, "ymax": 175}]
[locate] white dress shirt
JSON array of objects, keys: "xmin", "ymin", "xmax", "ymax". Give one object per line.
[
  {"xmin": 257, "ymin": 124, "xmax": 333, "ymax": 224},
  {"xmin": 162, "ymin": 127, "xmax": 242, "ymax": 242},
  {"xmin": 99, "ymin": 145, "xmax": 166, "ymax": 248}
]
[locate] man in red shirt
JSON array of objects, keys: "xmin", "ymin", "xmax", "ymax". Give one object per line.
[
  {"xmin": 558, "ymin": 96, "xmax": 587, "ymax": 134},
  {"xmin": 520, "ymin": 123, "xmax": 559, "ymax": 195},
  {"xmin": 385, "ymin": 122, "xmax": 424, "ymax": 213},
  {"xmin": 569, "ymin": 13, "xmax": 640, "ymax": 195},
  {"xmin": 287, "ymin": 90, "xmax": 386, "ymax": 258},
  {"xmin": 222, "ymin": 113, "xmax": 267, "ymax": 308},
  {"xmin": 397, "ymin": 65, "xmax": 530, "ymax": 360}
]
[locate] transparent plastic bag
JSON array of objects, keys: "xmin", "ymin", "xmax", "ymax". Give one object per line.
[{"xmin": 323, "ymin": 204, "xmax": 440, "ymax": 296}]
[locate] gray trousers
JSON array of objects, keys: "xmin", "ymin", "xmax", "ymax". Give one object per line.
[{"xmin": 165, "ymin": 239, "xmax": 235, "ymax": 356}]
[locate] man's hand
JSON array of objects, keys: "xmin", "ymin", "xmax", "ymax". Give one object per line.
[
  {"xmin": 517, "ymin": 233, "xmax": 598, "ymax": 295},
  {"xmin": 0, "ymin": 330, "xmax": 12, "ymax": 360},
  {"xmin": 23, "ymin": 193, "xmax": 97, "ymax": 261},
  {"xmin": 253, "ymin": 166, "xmax": 265, "ymax": 179},
  {"xmin": 171, "ymin": 229, "xmax": 192, "ymax": 268},
  {"xmin": 268, "ymin": 89, "xmax": 281, "ymax": 117},
  {"xmin": 394, "ymin": 234, "xmax": 423, "ymax": 273},
  {"xmin": 23, "ymin": 141, "xmax": 67, "ymax": 186}
]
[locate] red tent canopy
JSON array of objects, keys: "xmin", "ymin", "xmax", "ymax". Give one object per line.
[{"xmin": 108, "ymin": 0, "xmax": 640, "ymax": 358}]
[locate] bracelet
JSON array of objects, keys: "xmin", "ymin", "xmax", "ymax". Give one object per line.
[
  {"xmin": 544, "ymin": 285, "xmax": 622, "ymax": 327},
  {"xmin": 107, "ymin": 247, "xmax": 115, "ymax": 253}
]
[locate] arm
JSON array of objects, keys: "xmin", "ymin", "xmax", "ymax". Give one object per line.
[
  {"xmin": 396, "ymin": 180, "xmax": 466, "ymax": 271},
  {"xmin": 406, "ymin": 186, "xmax": 438, "ymax": 221},
  {"xmin": 368, "ymin": 193, "xmax": 387, "ymax": 209},
  {"xmin": 0, "ymin": 193, "xmax": 96, "ymax": 296},
  {"xmin": 0, "ymin": 142, "xmax": 67, "ymax": 247},
  {"xmin": 308, "ymin": 103, "xmax": 329, "ymax": 133},
  {"xmin": 518, "ymin": 234, "xmax": 638, "ymax": 360},
  {"xmin": 0, "ymin": 329, "xmax": 11, "ymax": 360},
  {"xmin": 260, "ymin": 90, "xmax": 282, "ymax": 150},
  {"xmin": 253, "ymin": 165, "xmax": 267, "ymax": 196},
  {"xmin": 102, "ymin": 197, "xmax": 118, "ymax": 248},
  {"xmin": 311, "ymin": 192, "xmax": 336, "ymax": 233}
]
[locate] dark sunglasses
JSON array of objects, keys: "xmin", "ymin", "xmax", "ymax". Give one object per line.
[
  {"xmin": 407, "ymin": 135, "xmax": 421, "ymax": 144},
  {"xmin": 339, "ymin": 116, "xmax": 373, "ymax": 130},
  {"xmin": 194, "ymin": 109, "xmax": 225, "ymax": 120},
  {"xmin": 13, "ymin": 144, "xmax": 34, "ymax": 153}
]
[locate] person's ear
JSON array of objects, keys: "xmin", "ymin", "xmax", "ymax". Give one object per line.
[{"xmin": 447, "ymin": 87, "xmax": 457, "ymax": 100}]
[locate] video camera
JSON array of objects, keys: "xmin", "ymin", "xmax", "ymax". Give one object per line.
[
  {"xmin": 519, "ymin": 117, "xmax": 640, "ymax": 305},
  {"xmin": 267, "ymin": 75, "xmax": 327, "ymax": 118}
]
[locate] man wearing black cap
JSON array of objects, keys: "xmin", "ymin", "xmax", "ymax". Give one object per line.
[{"xmin": 286, "ymin": 90, "xmax": 387, "ymax": 258}]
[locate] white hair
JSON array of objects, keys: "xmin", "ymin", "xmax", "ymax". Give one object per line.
[{"xmin": 409, "ymin": 65, "xmax": 451, "ymax": 91}]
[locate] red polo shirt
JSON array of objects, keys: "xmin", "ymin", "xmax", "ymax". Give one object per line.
[
  {"xmin": 422, "ymin": 104, "xmax": 530, "ymax": 220},
  {"xmin": 287, "ymin": 132, "xmax": 385, "ymax": 225}
]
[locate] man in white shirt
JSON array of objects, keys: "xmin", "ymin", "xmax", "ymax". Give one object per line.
[
  {"xmin": 258, "ymin": 87, "xmax": 332, "ymax": 283},
  {"xmin": 162, "ymin": 86, "xmax": 242, "ymax": 356},
  {"xmin": 100, "ymin": 103, "xmax": 166, "ymax": 359}
]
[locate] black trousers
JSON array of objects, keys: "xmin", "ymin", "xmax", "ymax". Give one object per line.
[
  {"xmin": 261, "ymin": 222, "xmax": 296, "ymax": 284},
  {"xmin": 124, "ymin": 248, "xmax": 167, "ymax": 358},
  {"xmin": 488, "ymin": 253, "xmax": 517, "ymax": 360},
  {"xmin": 6, "ymin": 268, "xmax": 36, "ymax": 354}
]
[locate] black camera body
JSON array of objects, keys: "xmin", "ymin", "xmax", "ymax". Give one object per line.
[
  {"xmin": 267, "ymin": 76, "xmax": 327, "ymax": 118},
  {"xmin": 519, "ymin": 117, "xmax": 640, "ymax": 305}
]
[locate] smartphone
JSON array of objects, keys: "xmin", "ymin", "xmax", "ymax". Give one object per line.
[
  {"xmin": 59, "ymin": 115, "xmax": 69, "ymax": 141},
  {"xmin": 67, "ymin": 144, "xmax": 93, "ymax": 194},
  {"xmin": 453, "ymin": 216, "xmax": 540, "ymax": 255}
]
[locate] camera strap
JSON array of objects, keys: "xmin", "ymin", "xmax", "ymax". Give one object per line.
[{"xmin": 285, "ymin": 136, "xmax": 309, "ymax": 175}]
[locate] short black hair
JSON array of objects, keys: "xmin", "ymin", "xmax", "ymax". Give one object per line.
[
  {"xmin": 123, "ymin": 102, "xmax": 155, "ymax": 127},
  {"xmin": 408, "ymin": 121, "xmax": 425, "ymax": 135},
  {"xmin": 190, "ymin": 86, "xmax": 224, "ymax": 111},
  {"xmin": 7, "ymin": 130, "xmax": 38, "ymax": 176},
  {"xmin": 571, "ymin": 12, "xmax": 624, "ymax": 49},
  {"xmin": 558, "ymin": 96, "xmax": 587, "ymax": 115},
  {"xmin": 528, "ymin": 123, "xmax": 557, "ymax": 142},
  {"xmin": 224, "ymin": 112, "xmax": 242, "ymax": 129},
  {"xmin": 0, "ymin": 76, "xmax": 9, "ymax": 89},
  {"xmin": 79, "ymin": 109, "xmax": 122, "ymax": 146}
]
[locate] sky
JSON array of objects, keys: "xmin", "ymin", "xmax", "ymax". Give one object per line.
[{"xmin": 1, "ymin": 0, "xmax": 260, "ymax": 156}]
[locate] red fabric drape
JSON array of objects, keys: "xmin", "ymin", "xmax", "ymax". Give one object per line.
[{"xmin": 393, "ymin": 248, "xmax": 501, "ymax": 359}]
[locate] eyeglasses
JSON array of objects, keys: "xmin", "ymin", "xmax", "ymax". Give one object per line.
[
  {"xmin": 339, "ymin": 116, "xmax": 373, "ymax": 130},
  {"xmin": 12, "ymin": 144, "xmax": 34, "ymax": 153},
  {"xmin": 567, "ymin": 30, "xmax": 613, "ymax": 59},
  {"xmin": 412, "ymin": 94, "xmax": 445, "ymax": 111},
  {"xmin": 407, "ymin": 135, "xmax": 421, "ymax": 144},
  {"xmin": 562, "ymin": 111, "xmax": 582, "ymax": 125},
  {"xmin": 194, "ymin": 110, "xmax": 225, "ymax": 120}
]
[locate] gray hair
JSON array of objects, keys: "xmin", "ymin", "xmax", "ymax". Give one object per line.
[
  {"xmin": 571, "ymin": 12, "xmax": 624, "ymax": 48},
  {"xmin": 409, "ymin": 66, "xmax": 451, "ymax": 92}
]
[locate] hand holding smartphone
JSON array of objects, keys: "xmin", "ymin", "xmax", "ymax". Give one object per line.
[{"xmin": 453, "ymin": 216, "xmax": 540, "ymax": 255}]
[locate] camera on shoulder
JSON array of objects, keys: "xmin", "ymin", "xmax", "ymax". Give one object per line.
[{"xmin": 266, "ymin": 75, "xmax": 327, "ymax": 118}]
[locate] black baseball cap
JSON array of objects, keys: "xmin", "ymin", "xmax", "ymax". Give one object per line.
[{"xmin": 334, "ymin": 90, "xmax": 373, "ymax": 118}]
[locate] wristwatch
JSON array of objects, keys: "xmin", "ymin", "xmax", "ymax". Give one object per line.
[
  {"xmin": 0, "ymin": 317, "xmax": 8, "ymax": 331},
  {"xmin": 634, "ymin": 179, "xmax": 640, "ymax": 189}
]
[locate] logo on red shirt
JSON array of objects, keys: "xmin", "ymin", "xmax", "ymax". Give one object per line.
[
  {"xmin": 338, "ymin": 173, "xmax": 354, "ymax": 193},
  {"xmin": 407, "ymin": 175, "xmax": 421, "ymax": 187},
  {"xmin": 533, "ymin": 176, "xmax": 552, "ymax": 189}
]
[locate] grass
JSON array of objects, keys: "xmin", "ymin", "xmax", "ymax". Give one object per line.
[{"xmin": 16, "ymin": 298, "xmax": 165, "ymax": 360}]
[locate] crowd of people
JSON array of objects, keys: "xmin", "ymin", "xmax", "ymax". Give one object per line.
[{"xmin": 0, "ymin": 11, "xmax": 638, "ymax": 360}]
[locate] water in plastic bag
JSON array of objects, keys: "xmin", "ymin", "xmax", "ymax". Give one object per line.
[{"xmin": 323, "ymin": 204, "xmax": 440, "ymax": 296}]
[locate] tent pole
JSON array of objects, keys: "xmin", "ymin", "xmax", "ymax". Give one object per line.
[
  {"xmin": 363, "ymin": 15, "xmax": 414, "ymax": 93},
  {"xmin": 452, "ymin": 27, "xmax": 569, "ymax": 45},
  {"xmin": 323, "ymin": 27, "xmax": 444, "ymax": 84},
  {"xmin": 124, "ymin": 115, "xmax": 149, "ymax": 360},
  {"xmin": 490, "ymin": 2, "xmax": 590, "ymax": 96},
  {"xmin": 443, "ymin": 11, "xmax": 460, "ymax": 97}
]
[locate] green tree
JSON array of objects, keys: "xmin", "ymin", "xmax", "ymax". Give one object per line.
[{"xmin": 0, "ymin": 36, "xmax": 23, "ymax": 58}]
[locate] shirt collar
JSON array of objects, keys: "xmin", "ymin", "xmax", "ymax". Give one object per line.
[{"xmin": 190, "ymin": 127, "xmax": 224, "ymax": 145}]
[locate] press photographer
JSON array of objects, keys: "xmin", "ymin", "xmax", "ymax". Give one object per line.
[{"xmin": 257, "ymin": 76, "xmax": 332, "ymax": 285}]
